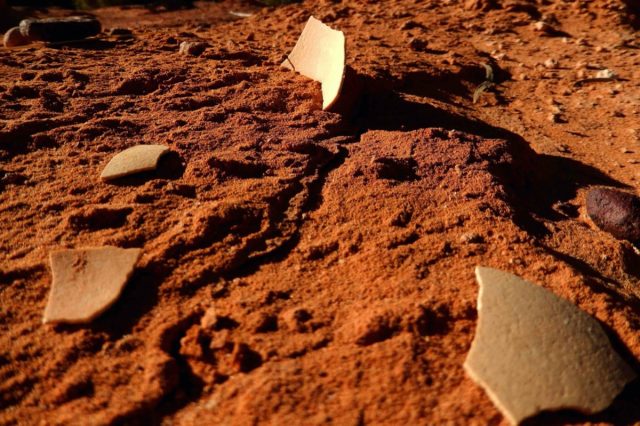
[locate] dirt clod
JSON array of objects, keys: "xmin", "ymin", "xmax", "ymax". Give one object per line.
[{"xmin": 587, "ymin": 187, "xmax": 640, "ymax": 243}]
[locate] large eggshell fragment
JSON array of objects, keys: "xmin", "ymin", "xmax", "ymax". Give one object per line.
[
  {"xmin": 100, "ymin": 144, "xmax": 169, "ymax": 181},
  {"xmin": 464, "ymin": 266, "xmax": 635, "ymax": 425},
  {"xmin": 43, "ymin": 247, "xmax": 142, "ymax": 324},
  {"xmin": 282, "ymin": 16, "xmax": 346, "ymax": 111}
]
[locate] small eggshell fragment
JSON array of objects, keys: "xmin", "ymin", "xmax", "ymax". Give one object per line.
[
  {"xmin": 4, "ymin": 26, "xmax": 31, "ymax": 47},
  {"xmin": 100, "ymin": 144, "xmax": 169, "ymax": 181}
]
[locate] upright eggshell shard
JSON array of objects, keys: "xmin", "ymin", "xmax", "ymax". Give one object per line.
[
  {"xmin": 100, "ymin": 144, "xmax": 169, "ymax": 181},
  {"xmin": 282, "ymin": 16, "xmax": 346, "ymax": 110},
  {"xmin": 43, "ymin": 247, "xmax": 142, "ymax": 324},
  {"xmin": 464, "ymin": 266, "xmax": 635, "ymax": 425}
]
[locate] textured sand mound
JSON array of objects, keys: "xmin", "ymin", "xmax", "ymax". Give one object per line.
[{"xmin": 2, "ymin": 0, "xmax": 640, "ymax": 424}]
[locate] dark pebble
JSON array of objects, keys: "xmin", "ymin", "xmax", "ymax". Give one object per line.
[
  {"xmin": 19, "ymin": 16, "xmax": 101, "ymax": 42},
  {"xmin": 586, "ymin": 187, "xmax": 640, "ymax": 242}
]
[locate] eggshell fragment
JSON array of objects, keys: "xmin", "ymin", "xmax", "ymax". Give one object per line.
[
  {"xmin": 4, "ymin": 26, "xmax": 31, "ymax": 48},
  {"xmin": 282, "ymin": 16, "xmax": 346, "ymax": 111},
  {"xmin": 464, "ymin": 266, "xmax": 635, "ymax": 425},
  {"xmin": 100, "ymin": 144, "xmax": 169, "ymax": 181},
  {"xmin": 43, "ymin": 247, "xmax": 142, "ymax": 324}
]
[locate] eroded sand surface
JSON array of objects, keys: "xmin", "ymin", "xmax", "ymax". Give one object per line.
[{"xmin": 1, "ymin": 0, "xmax": 640, "ymax": 424}]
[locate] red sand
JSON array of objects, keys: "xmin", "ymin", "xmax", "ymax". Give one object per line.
[{"xmin": 1, "ymin": 0, "xmax": 640, "ymax": 424}]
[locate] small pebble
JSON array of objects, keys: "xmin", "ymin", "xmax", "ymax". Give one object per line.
[
  {"xmin": 548, "ymin": 112, "xmax": 562, "ymax": 123},
  {"xmin": 108, "ymin": 27, "xmax": 133, "ymax": 38},
  {"xmin": 281, "ymin": 307, "xmax": 312, "ymax": 332},
  {"xmin": 409, "ymin": 37, "xmax": 428, "ymax": 52},
  {"xmin": 110, "ymin": 27, "xmax": 131, "ymax": 35},
  {"xmin": 595, "ymin": 69, "xmax": 615, "ymax": 79},
  {"xmin": 459, "ymin": 232, "xmax": 484, "ymax": 244},
  {"xmin": 400, "ymin": 20, "xmax": 423, "ymax": 31},
  {"xmin": 543, "ymin": 58, "xmax": 558, "ymax": 69},
  {"xmin": 179, "ymin": 41, "xmax": 207, "ymax": 56},
  {"xmin": 200, "ymin": 307, "xmax": 219, "ymax": 329},
  {"xmin": 533, "ymin": 21, "xmax": 553, "ymax": 34}
]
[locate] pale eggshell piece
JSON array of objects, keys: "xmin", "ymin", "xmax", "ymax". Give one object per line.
[
  {"xmin": 464, "ymin": 266, "xmax": 635, "ymax": 425},
  {"xmin": 4, "ymin": 26, "xmax": 31, "ymax": 48},
  {"xmin": 43, "ymin": 246, "xmax": 142, "ymax": 324},
  {"xmin": 100, "ymin": 144, "xmax": 169, "ymax": 181},
  {"xmin": 282, "ymin": 16, "xmax": 346, "ymax": 111}
]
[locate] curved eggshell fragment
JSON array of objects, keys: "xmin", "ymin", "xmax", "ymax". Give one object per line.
[
  {"xmin": 100, "ymin": 144, "xmax": 169, "ymax": 181},
  {"xmin": 465, "ymin": 266, "xmax": 635, "ymax": 425},
  {"xmin": 282, "ymin": 16, "xmax": 346, "ymax": 111}
]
